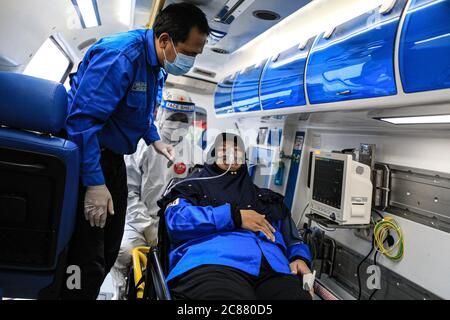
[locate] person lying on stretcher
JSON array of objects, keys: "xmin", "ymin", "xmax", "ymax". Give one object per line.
[{"xmin": 158, "ymin": 132, "xmax": 314, "ymax": 300}]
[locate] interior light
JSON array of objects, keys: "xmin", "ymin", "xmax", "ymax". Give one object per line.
[
  {"xmin": 377, "ymin": 114, "xmax": 450, "ymax": 125},
  {"xmin": 72, "ymin": 0, "xmax": 101, "ymax": 28},
  {"xmin": 214, "ymin": 0, "xmax": 255, "ymax": 24}
]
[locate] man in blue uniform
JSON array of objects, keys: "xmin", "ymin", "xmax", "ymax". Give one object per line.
[{"xmin": 61, "ymin": 3, "xmax": 210, "ymax": 299}]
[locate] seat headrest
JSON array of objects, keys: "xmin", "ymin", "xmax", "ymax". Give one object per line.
[{"xmin": 0, "ymin": 72, "xmax": 68, "ymax": 134}]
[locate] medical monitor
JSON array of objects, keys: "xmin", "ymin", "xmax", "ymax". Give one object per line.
[{"xmin": 310, "ymin": 151, "xmax": 372, "ymax": 225}]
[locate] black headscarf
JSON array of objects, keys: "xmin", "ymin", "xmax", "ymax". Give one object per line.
[{"xmin": 158, "ymin": 133, "xmax": 289, "ymax": 222}]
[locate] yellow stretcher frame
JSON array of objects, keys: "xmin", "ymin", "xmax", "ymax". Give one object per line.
[{"xmin": 131, "ymin": 246, "xmax": 150, "ymax": 299}]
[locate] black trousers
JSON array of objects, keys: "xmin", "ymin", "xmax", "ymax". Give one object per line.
[
  {"xmin": 170, "ymin": 257, "xmax": 312, "ymax": 300},
  {"xmin": 60, "ymin": 149, "xmax": 128, "ymax": 300}
]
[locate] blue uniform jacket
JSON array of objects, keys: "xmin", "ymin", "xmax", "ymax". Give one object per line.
[
  {"xmin": 66, "ymin": 29, "xmax": 166, "ymax": 186},
  {"xmin": 165, "ymin": 198, "xmax": 312, "ymax": 282}
]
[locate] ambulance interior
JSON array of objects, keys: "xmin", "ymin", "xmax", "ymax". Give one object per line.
[{"xmin": 0, "ymin": 0, "xmax": 449, "ymax": 300}]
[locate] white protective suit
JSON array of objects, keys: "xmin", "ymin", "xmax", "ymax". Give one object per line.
[{"xmin": 110, "ymin": 89, "xmax": 204, "ymax": 298}]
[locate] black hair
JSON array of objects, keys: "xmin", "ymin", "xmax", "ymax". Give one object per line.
[
  {"xmin": 166, "ymin": 112, "xmax": 189, "ymax": 123},
  {"xmin": 153, "ymin": 3, "xmax": 210, "ymax": 44},
  {"xmin": 210, "ymin": 133, "xmax": 245, "ymax": 158}
]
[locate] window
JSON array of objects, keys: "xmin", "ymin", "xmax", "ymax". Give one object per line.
[
  {"xmin": 192, "ymin": 107, "xmax": 207, "ymax": 150},
  {"xmin": 23, "ymin": 36, "xmax": 73, "ymax": 83}
]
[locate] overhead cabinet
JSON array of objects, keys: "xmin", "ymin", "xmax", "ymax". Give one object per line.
[
  {"xmin": 213, "ymin": 0, "xmax": 450, "ymax": 116},
  {"xmin": 232, "ymin": 60, "xmax": 267, "ymax": 113},
  {"xmin": 306, "ymin": 0, "xmax": 408, "ymax": 104},
  {"xmin": 214, "ymin": 74, "xmax": 235, "ymax": 115},
  {"xmin": 259, "ymin": 37, "xmax": 315, "ymax": 110},
  {"xmin": 399, "ymin": 0, "xmax": 450, "ymax": 93}
]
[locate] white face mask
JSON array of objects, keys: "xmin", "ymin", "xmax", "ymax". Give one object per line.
[
  {"xmin": 159, "ymin": 120, "xmax": 190, "ymax": 144},
  {"xmin": 216, "ymin": 147, "xmax": 245, "ymax": 165}
]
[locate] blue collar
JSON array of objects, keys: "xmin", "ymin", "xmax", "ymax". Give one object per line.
[{"xmin": 145, "ymin": 29, "xmax": 160, "ymax": 68}]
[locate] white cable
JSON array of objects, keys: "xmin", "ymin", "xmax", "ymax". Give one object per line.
[
  {"xmin": 317, "ymin": 223, "xmax": 336, "ymax": 232},
  {"xmin": 165, "ymin": 154, "xmax": 260, "ymax": 197},
  {"xmin": 165, "ymin": 152, "xmax": 235, "ymax": 195},
  {"xmin": 296, "ymin": 203, "xmax": 310, "ymax": 229}
]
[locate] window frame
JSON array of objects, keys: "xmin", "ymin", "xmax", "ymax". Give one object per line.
[
  {"xmin": 23, "ymin": 35, "xmax": 74, "ymax": 84},
  {"xmin": 49, "ymin": 35, "xmax": 74, "ymax": 84}
]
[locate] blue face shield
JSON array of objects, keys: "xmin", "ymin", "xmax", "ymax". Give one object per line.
[{"xmin": 163, "ymin": 38, "xmax": 195, "ymax": 76}]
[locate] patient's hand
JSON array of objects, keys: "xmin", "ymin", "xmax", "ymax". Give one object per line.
[
  {"xmin": 240, "ymin": 210, "xmax": 276, "ymax": 242},
  {"xmin": 290, "ymin": 259, "xmax": 314, "ymax": 298}
]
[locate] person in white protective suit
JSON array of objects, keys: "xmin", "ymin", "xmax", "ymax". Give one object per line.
[{"xmin": 110, "ymin": 88, "xmax": 204, "ymax": 299}]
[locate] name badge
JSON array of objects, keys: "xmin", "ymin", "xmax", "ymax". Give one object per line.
[{"xmin": 131, "ymin": 81, "xmax": 147, "ymax": 92}]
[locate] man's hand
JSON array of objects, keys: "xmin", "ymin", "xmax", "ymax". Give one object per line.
[
  {"xmin": 290, "ymin": 259, "xmax": 314, "ymax": 298},
  {"xmin": 84, "ymin": 184, "xmax": 114, "ymax": 228},
  {"xmin": 240, "ymin": 209, "xmax": 276, "ymax": 242},
  {"xmin": 153, "ymin": 140, "xmax": 175, "ymax": 161}
]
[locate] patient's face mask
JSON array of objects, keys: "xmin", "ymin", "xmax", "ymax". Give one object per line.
[{"xmin": 163, "ymin": 38, "xmax": 195, "ymax": 76}]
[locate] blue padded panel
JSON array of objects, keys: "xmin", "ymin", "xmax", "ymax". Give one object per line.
[
  {"xmin": 0, "ymin": 127, "xmax": 79, "ymax": 298},
  {"xmin": 0, "ymin": 72, "xmax": 67, "ymax": 134},
  {"xmin": 0, "ymin": 127, "xmax": 79, "ymax": 262},
  {"xmin": 0, "ymin": 272, "xmax": 56, "ymax": 299}
]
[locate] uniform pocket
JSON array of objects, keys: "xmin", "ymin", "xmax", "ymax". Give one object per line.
[
  {"xmin": 126, "ymin": 91, "xmax": 146, "ymax": 109},
  {"xmin": 117, "ymin": 91, "xmax": 148, "ymax": 125}
]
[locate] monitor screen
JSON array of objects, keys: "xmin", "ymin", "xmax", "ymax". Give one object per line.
[{"xmin": 312, "ymin": 157, "xmax": 344, "ymax": 209}]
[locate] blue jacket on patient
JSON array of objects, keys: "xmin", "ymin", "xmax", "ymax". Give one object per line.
[{"xmin": 160, "ymin": 159, "xmax": 312, "ymax": 283}]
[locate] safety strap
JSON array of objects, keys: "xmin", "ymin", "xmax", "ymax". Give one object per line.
[{"xmin": 135, "ymin": 272, "xmax": 146, "ymax": 289}]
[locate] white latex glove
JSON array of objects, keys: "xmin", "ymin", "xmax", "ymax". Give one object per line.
[
  {"xmin": 152, "ymin": 140, "xmax": 175, "ymax": 161},
  {"xmin": 84, "ymin": 184, "xmax": 114, "ymax": 228}
]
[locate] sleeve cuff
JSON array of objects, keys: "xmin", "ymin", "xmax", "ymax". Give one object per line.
[
  {"xmin": 231, "ymin": 205, "xmax": 242, "ymax": 228},
  {"xmin": 144, "ymin": 128, "xmax": 160, "ymax": 145},
  {"xmin": 289, "ymin": 255, "xmax": 312, "ymax": 267},
  {"xmin": 82, "ymin": 170, "xmax": 105, "ymax": 187},
  {"xmin": 212, "ymin": 203, "xmax": 235, "ymax": 232},
  {"xmin": 288, "ymin": 243, "xmax": 313, "ymax": 267}
]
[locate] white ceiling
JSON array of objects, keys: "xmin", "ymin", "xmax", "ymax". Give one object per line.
[
  {"xmin": 164, "ymin": 0, "xmax": 312, "ymax": 81},
  {"xmin": 165, "ymin": 0, "xmax": 311, "ymax": 53},
  {"xmin": 0, "ymin": 0, "xmax": 389, "ymax": 83},
  {"xmin": 0, "ymin": 0, "xmax": 133, "ymax": 72},
  {"xmin": 1, "ymin": 0, "xmax": 311, "ymax": 82}
]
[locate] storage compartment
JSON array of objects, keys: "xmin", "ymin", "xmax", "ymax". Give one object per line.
[
  {"xmin": 232, "ymin": 60, "xmax": 267, "ymax": 113},
  {"xmin": 214, "ymin": 74, "xmax": 235, "ymax": 114},
  {"xmin": 399, "ymin": 0, "xmax": 450, "ymax": 93},
  {"xmin": 260, "ymin": 38, "xmax": 314, "ymax": 110},
  {"xmin": 306, "ymin": 0, "xmax": 407, "ymax": 104}
]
